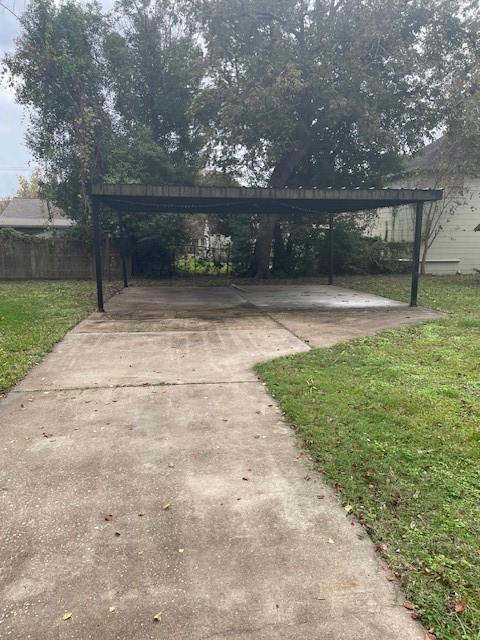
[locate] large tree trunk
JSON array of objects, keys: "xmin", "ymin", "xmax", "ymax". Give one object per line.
[
  {"xmin": 253, "ymin": 144, "xmax": 310, "ymax": 278},
  {"xmin": 254, "ymin": 214, "xmax": 277, "ymax": 278}
]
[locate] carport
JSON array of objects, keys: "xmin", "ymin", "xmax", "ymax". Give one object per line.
[{"xmin": 88, "ymin": 184, "xmax": 443, "ymax": 312}]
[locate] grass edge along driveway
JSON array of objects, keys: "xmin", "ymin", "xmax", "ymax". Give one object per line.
[
  {"xmin": 258, "ymin": 276, "xmax": 480, "ymax": 640},
  {"xmin": 0, "ymin": 280, "xmax": 120, "ymax": 395}
]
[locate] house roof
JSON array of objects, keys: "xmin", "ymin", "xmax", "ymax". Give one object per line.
[
  {"xmin": 402, "ymin": 138, "xmax": 446, "ymax": 174},
  {"xmin": 399, "ymin": 135, "xmax": 470, "ymax": 177},
  {"xmin": 0, "ymin": 198, "xmax": 74, "ymax": 229}
]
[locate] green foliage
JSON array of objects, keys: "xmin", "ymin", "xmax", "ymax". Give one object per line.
[
  {"xmin": 125, "ymin": 214, "xmax": 189, "ymax": 277},
  {"xmin": 213, "ymin": 214, "xmax": 255, "ymax": 275},
  {"xmin": 269, "ymin": 216, "xmax": 411, "ymax": 277},
  {"xmin": 0, "ymin": 227, "xmax": 37, "ymax": 242},
  {"xmin": 16, "ymin": 168, "xmax": 43, "ymax": 198},
  {"xmin": 258, "ymin": 275, "xmax": 480, "ymax": 640}
]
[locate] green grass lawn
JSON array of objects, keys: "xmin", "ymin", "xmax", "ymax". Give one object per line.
[
  {"xmin": 0, "ymin": 280, "xmax": 120, "ymax": 394},
  {"xmin": 258, "ymin": 275, "xmax": 480, "ymax": 640}
]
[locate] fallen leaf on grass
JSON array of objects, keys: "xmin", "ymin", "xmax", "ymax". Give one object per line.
[
  {"xmin": 63, "ymin": 612, "xmax": 72, "ymax": 621},
  {"xmin": 425, "ymin": 633, "xmax": 436, "ymax": 640},
  {"xmin": 153, "ymin": 612, "xmax": 162, "ymax": 622},
  {"xmin": 344, "ymin": 505, "xmax": 353, "ymax": 513},
  {"xmin": 454, "ymin": 603, "xmax": 465, "ymax": 613}
]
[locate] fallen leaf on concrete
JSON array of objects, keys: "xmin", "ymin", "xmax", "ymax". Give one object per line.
[
  {"xmin": 153, "ymin": 612, "xmax": 162, "ymax": 622},
  {"xmin": 162, "ymin": 503, "xmax": 171, "ymax": 510},
  {"xmin": 178, "ymin": 548, "xmax": 184, "ymax": 553},
  {"xmin": 425, "ymin": 634, "xmax": 436, "ymax": 640},
  {"xmin": 387, "ymin": 576, "xmax": 396, "ymax": 582},
  {"xmin": 304, "ymin": 475, "xmax": 311, "ymax": 481},
  {"xmin": 411, "ymin": 612, "xmax": 421, "ymax": 620},
  {"xmin": 403, "ymin": 601, "xmax": 415, "ymax": 611},
  {"xmin": 328, "ymin": 538, "xmax": 335, "ymax": 545},
  {"xmin": 344, "ymin": 505, "xmax": 353, "ymax": 513},
  {"xmin": 115, "ymin": 531, "xmax": 121, "ymax": 537},
  {"xmin": 109, "ymin": 606, "xmax": 117, "ymax": 613},
  {"xmin": 242, "ymin": 477, "xmax": 249, "ymax": 481},
  {"xmin": 138, "ymin": 512, "xmax": 145, "ymax": 517},
  {"xmin": 104, "ymin": 514, "xmax": 113, "ymax": 522},
  {"xmin": 63, "ymin": 612, "xmax": 72, "ymax": 621},
  {"xmin": 317, "ymin": 495, "xmax": 325, "ymax": 500},
  {"xmin": 454, "ymin": 603, "xmax": 465, "ymax": 613}
]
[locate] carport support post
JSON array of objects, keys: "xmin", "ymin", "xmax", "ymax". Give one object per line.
[
  {"xmin": 118, "ymin": 214, "xmax": 129, "ymax": 288},
  {"xmin": 410, "ymin": 201, "xmax": 424, "ymax": 307},
  {"xmin": 328, "ymin": 214, "xmax": 334, "ymax": 285},
  {"xmin": 91, "ymin": 199, "xmax": 104, "ymax": 312}
]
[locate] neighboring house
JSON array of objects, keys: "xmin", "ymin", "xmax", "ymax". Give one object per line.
[
  {"xmin": 369, "ymin": 137, "xmax": 480, "ymax": 274},
  {"xmin": 0, "ymin": 198, "xmax": 74, "ymax": 236}
]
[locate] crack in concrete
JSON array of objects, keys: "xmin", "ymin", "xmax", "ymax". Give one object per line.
[
  {"xmin": 11, "ymin": 379, "xmax": 260, "ymax": 394},
  {"xmin": 266, "ymin": 313, "xmax": 313, "ymax": 350}
]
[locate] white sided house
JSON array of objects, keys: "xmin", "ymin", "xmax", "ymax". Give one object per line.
[{"xmin": 369, "ymin": 137, "xmax": 480, "ymax": 274}]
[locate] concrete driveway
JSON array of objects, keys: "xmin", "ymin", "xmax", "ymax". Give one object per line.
[{"xmin": 0, "ymin": 285, "xmax": 438, "ymax": 639}]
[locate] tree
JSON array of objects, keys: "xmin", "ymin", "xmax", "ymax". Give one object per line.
[
  {"xmin": 104, "ymin": 0, "xmax": 204, "ymax": 184},
  {"xmin": 3, "ymin": 0, "xmax": 111, "ymax": 224},
  {"xmin": 193, "ymin": 0, "xmax": 475, "ymax": 276},
  {"xmin": 16, "ymin": 168, "xmax": 43, "ymax": 198}
]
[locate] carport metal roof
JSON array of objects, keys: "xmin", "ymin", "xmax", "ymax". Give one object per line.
[
  {"xmin": 90, "ymin": 184, "xmax": 442, "ymax": 216},
  {"xmin": 88, "ymin": 184, "xmax": 443, "ymax": 313}
]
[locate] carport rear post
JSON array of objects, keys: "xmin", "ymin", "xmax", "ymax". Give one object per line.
[
  {"xmin": 410, "ymin": 202, "xmax": 424, "ymax": 307},
  {"xmin": 328, "ymin": 214, "xmax": 334, "ymax": 285},
  {"xmin": 91, "ymin": 199, "xmax": 105, "ymax": 313},
  {"xmin": 118, "ymin": 213, "xmax": 129, "ymax": 289}
]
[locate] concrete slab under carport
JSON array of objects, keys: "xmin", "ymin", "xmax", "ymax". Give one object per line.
[
  {"xmin": 232, "ymin": 283, "xmax": 403, "ymax": 310},
  {"xmin": 0, "ymin": 283, "xmax": 435, "ymax": 640}
]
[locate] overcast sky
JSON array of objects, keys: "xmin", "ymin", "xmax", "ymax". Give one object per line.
[{"xmin": 0, "ymin": 4, "xmax": 31, "ymax": 197}]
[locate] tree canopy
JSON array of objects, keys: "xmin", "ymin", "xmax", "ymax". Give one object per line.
[{"xmin": 3, "ymin": 0, "xmax": 479, "ymax": 275}]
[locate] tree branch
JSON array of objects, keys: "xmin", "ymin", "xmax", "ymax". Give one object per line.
[{"xmin": 0, "ymin": 0, "xmax": 23, "ymax": 23}]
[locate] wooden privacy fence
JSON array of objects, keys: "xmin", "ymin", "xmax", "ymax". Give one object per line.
[{"xmin": 0, "ymin": 232, "xmax": 124, "ymax": 280}]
